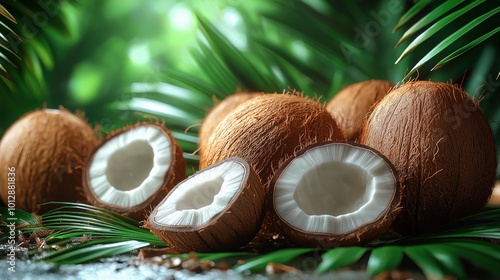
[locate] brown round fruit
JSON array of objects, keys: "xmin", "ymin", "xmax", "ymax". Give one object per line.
[
  {"xmin": 326, "ymin": 80, "xmax": 394, "ymax": 141},
  {"xmin": 268, "ymin": 141, "xmax": 401, "ymax": 248},
  {"xmin": 146, "ymin": 157, "xmax": 265, "ymax": 252},
  {"xmin": 0, "ymin": 108, "xmax": 100, "ymax": 213},
  {"xmin": 199, "ymin": 92, "xmax": 344, "ymax": 186},
  {"xmin": 360, "ymin": 81, "xmax": 497, "ymax": 235},
  {"xmin": 83, "ymin": 122, "xmax": 186, "ymax": 220},
  {"xmin": 198, "ymin": 92, "xmax": 263, "ymax": 156}
]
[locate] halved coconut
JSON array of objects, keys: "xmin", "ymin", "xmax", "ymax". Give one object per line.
[
  {"xmin": 83, "ymin": 122, "xmax": 186, "ymax": 220},
  {"xmin": 268, "ymin": 141, "xmax": 400, "ymax": 248},
  {"xmin": 146, "ymin": 157, "xmax": 265, "ymax": 253}
]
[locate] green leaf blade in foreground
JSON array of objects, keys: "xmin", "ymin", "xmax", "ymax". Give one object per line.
[
  {"xmin": 446, "ymin": 240, "xmax": 500, "ymax": 277},
  {"xmin": 0, "ymin": 207, "xmax": 40, "ymax": 227},
  {"xmin": 233, "ymin": 248, "xmax": 314, "ymax": 273},
  {"xmin": 316, "ymin": 247, "xmax": 367, "ymax": 274},
  {"xmin": 404, "ymin": 246, "xmax": 449, "ymax": 279},
  {"xmin": 367, "ymin": 246, "xmax": 403, "ymax": 276},
  {"xmin": 405, "ymin": 6, "xmax": 500, "ymax": 77},
  {"xmin": 43, "ymin": 239, "xmax": 150, "ymax": 265}
]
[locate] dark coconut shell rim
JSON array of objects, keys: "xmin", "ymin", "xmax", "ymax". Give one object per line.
[
  {"xmin": 148, "ymin": 157, "xmax": 251, "ymax": 232},
  {"xmin": 268, "ymin": 140, "xmax": 401, "ymax": 238}
]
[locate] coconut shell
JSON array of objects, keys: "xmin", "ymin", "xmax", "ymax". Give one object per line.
[
  {"xmin": 198, "ymin": 92, "xmax": 263, "ymax": 156},
  {"xmin": 360, "ymin": 81, "xmax": 497, "ymax": 235},
  {"xmin": 146, "ymin": 157, "xmax": 265, "ymax": 252},
  {"xmin": 199, "ymin": 93, "xmax": 344, "ymax": 186},
  {"xmin": 326, "ymin": 80, "xmax": 394, "ymax": 141},
  {"xmin": 0, "ymin": 108, "xmax": 100, "ymax": 213},
  {"xmin": 488, "ymin": 181, "xmax": 500, "ymax": 206},
  {"xmin": 83, "ymin": 122, "xmax": 186, "ymax": 221},
  {"xmin": 268, "ymin": 141, "xmax": 401, "ymax": 248}
]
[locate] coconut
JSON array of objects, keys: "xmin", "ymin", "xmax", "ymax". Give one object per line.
[
  {"xmin": 83, "ymin": 122, "xmax": 186, "ymax": 220},
  {"xmin": 198, "ymin": 92, "xmax": 263, "ymax": 156},
  {"xmin": 268, "ymin": 141, "xmax": 400, "ymax": 248},
  {"xmin": 0, "ymin": 108, "xmax": 100, "ymax": 213},
  {"xmin": 488, "ymin": 181, "xmax": 500, "ymax": 206},
  {"xmin": 146, "ymin": 157, "xmax": 265, "ymax": 252},
  {"xmin": 326, "ymin": 80, "xmax": 394, "ymax": 141},
  {"xmin": 199, "ymin": 92, "xmax": 344, "ymax": 186},
  {"xmin": 360, "ymin": 81, "xmax": 497, "ymax": 235}
]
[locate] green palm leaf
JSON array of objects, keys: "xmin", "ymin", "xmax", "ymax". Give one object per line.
[
  {"xmin": 316, "ymin": 247, "xmax": 367, "ymax": 273},
  {"xmin": 395, "ymin": 0, "xmax": 500, "ymax": 77},
  {"xmin": 405, "ymin": 6, "xmax": 500, "ymax": 77},
  {"xmin": 367, "ymin": 246, "xmax": 403, "ymax": 276},
  {"xmin": 232, "ymin": 248, "xmax": 314, "ymax": 273}
]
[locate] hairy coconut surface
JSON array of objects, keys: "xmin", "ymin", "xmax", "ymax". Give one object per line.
[
  {"xmin": 146, "ymin": 157, "xmax": 265, "ymax": 253},
  {"xmin": 0, "ymin": 109, "xmax": 100, "ymax": 213},
  {"xmin": 360, "ymin": 81, "xmax": 497, "ymax": 235},
  {"xmin": 83, "ymin": 122, "xmax": 186, "ymax": 220},
  {"xmin": 268, "ymin": 141, "xmax": 400, "ymax": 248},
  {"xmin": 199, "ymin": 93, "xmax": 344, "ymax": 186},
  {"xmin": 326, "ymin": 80, "xmax": 394, "ymax": 141},
  {"xmin": 198, "ymin": 92, "xmax": 263, "ymax": 156}
]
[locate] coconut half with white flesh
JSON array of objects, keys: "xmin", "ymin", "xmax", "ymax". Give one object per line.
[
  {"xmin": 269, "ymin": 141, "xmax": 401, "ymax": 248},
  {"xmin": 83, "ymin": 122, "xmax": 186, "ymax": 220},
  {"xmin": 146, "ymin": 157, "xmax": 265, "ymax": 253}
]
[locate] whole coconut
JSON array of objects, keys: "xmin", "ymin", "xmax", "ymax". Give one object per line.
[
  {"xmin": 326, "ymin": 80, "xmax": 394, "ymax": 141},
  {"xmin": 360, "ymin": 81, "xmax": 497, "ymax": 235},
  {"xmin": 199, "ymin": 92, "xmax": 344, "ymax": 187},
  {"xmin": 198, "ymin": 92, "xmax": 263, "ymax": 156},
  {"xmin": 0, "ymin": 109, "xmax": 100, "ymax": 213}
]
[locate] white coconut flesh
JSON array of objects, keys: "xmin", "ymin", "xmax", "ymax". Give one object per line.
[
  {"xmin": 153, "ymin": 160, "xmax": 245, "ymax": 227},
  {"xmin": 274, "ymin": 143, "xmax": 396, "ymax": 235},
  {"xmin": 88, "ymin": 126, "xmax": 172, "ymax": 208}
]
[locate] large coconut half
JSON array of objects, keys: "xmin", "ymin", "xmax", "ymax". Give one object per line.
[
  {"xmin": 360, "ymin": 81, "xmax": 497, "ymax": 234},
  {"xmin": 0, "ymin": 108, "xmax": 100, "ymax": 213},
  {"xmin": 146, "ymin": 157, "xmax": 265, "ymax": 252},
  {"xmin": 269, "ymin": 141, "xmax": 400, "ymax": 248},
  {"xmin": 198, "ymin": 92, "xmax": 263, "ymax": 156},
  {"xmin": 199, "ymin": 92, "xmax": 344, "ymax": 186},
  {"xmin": 83, "ymin": 122, "xmax": 186, "ymax": 220},
  {"xmin": 326, "ymin": 80, "xmax": 394, "ymax": 141}
]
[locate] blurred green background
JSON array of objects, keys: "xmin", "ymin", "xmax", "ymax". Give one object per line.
[{"xmin": 1, "ymin": 0, "xmax": 499, "ymax": 175}]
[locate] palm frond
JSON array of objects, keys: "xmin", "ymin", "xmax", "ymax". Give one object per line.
[{"xmin": 395, "ymin": 0, "xmax": 500, "ymax": 78}]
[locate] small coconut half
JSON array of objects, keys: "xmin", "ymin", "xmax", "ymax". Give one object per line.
[
  {"xmin": 269, "ymin": 141, "xmax": 400, "ymax": 248},
  {"xmin": 83, "ymin": 122, "xmax": 186, "ymax": 220},
  {"xmin": 146, "ymin": 157, "xmax": 265, "ymax": 253}
]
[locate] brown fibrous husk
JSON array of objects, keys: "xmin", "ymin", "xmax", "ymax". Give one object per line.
[
  {"xmin": 83, "ymin": 121, "xmax": 186, "ymax": 221},
  {"xmin": 360, "ymin": 81, "xmax": 497, "ymax": 235},
  {"xmin": 198, "ymin": 92, "xmax": 264, "ymax": 156},
  {"xmin": 0, "ymin": 108, "xmax": 100, "ymax": 213},
  {"xmin": 146, "ymin": 157, "xmax": 265, "ymax": 253},
  {"xmin": 326, "ymin": 79, "xmax": 394, "ymax": 141},
  {"xmin": 199, "ymin": 92, "xmax": 344, "ymax": 187},
  {"xmin": 268, "ymin": 141, "xmax": 402, "ymax": 248}
]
